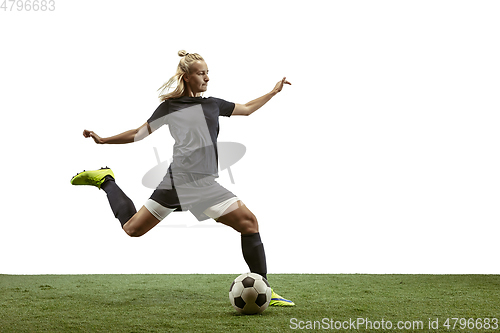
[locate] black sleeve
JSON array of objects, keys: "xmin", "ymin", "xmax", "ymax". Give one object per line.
[
  {"xmin": 213, "ymin": 97, "xmax": 235, "ymax": 117},
  {"xmin": 147, "ymin": 100, "xmax": 169, "ymax": 132}
]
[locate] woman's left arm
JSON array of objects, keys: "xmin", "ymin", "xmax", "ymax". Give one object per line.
[{"xmin": 232, "ymin": 77, "xmax": 291, "ymax": 116}]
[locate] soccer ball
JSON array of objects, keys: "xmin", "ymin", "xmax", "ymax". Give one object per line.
[{"xmin": 229, "ymin": 273, "xmax": 272, "ymax": 315}]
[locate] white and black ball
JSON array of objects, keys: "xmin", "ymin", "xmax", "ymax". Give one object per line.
[{"xmin": 229, "ymin": 273, "xmax": 271, "ymax": 315}]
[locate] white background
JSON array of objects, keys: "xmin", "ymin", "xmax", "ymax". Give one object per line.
[{"xmin": 1, "ymin": 0, "xmax": 499, "ymax": 274}]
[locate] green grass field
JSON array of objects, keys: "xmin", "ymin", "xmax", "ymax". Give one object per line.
[{"xmin": 1, "ymin": 274, "xmax": 499, "ymax": 332}]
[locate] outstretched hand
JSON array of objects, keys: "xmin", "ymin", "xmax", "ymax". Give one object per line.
[
  {"xmin": 83, "ymin": 129, "xmax": 104, "ymax": 144},
  {"xmin": 272, "ymin": 77, "xmax": 292, "ymax": 94}
]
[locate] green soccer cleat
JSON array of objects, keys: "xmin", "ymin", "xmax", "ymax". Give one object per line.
[
  {"xmin": 270, "ymin": 289, "xmax": 295, "ymax": 307},
  {"xmin": 70, "ymin": 167, "xmax": 115, "ymax": 190}
]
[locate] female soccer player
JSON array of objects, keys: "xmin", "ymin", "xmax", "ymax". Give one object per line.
[{"xmin": 71, "ymin": 50, "xmax": 294, "ymax": 306}]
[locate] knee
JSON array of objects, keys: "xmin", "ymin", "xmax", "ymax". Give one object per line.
[
  {"xmin": 122, "ymin": 224, "xmax": 143, "ymax": 237},
  {"xmin": 239, "ymin": 212, "xmax": 259, "ymax": 235}
]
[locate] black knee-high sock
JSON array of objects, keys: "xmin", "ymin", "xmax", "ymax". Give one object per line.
[
  {"xmin": 241, "ymin": 232, "xmax": 267, "ymax": 280},
  {"xmin": 101, "ymin": 177, "xmax": 136, "ymax": 227}
]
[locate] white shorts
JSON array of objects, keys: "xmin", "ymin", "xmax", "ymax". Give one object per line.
[{"xmin": 144, "ymin": 196, "xmax": 242, "ymax": 221}]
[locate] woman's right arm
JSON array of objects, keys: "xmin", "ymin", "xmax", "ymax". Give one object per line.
[{"xmin": 83, "ymin": 122, "xmax": 152, "ymax": 144}]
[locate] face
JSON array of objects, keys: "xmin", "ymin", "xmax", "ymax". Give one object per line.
[{"xmin": 184, "ymin": 60, "xmax": 209, "ymax": 96}]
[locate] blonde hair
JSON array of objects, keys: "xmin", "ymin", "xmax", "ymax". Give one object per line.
[{"xmin": 158, "ymin": 50, "xmax": 205, "ymax": 101}]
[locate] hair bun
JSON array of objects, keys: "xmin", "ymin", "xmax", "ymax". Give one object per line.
[{"xmin": 178, "ymin": 50, "xmax": 189, "ymax": 57}]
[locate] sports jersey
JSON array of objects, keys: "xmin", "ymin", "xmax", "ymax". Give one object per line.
[{"xmin": 147, "ymin": 96, "xmax": 235, "ymax": 176}]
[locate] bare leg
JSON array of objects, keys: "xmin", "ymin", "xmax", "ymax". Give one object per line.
[
  {"xmin": 216, "ymin": 201, "xmax": 259, "ymax": 234},
  {"xmin": 216, "ymin": 201, "xmax": 266, "ymax": 279},
  {"xmin": 122, "ymin": 206, "xmax": 161, "ymax": 237},
  {"xmin": 101, "ymin": 177, "xmax": 162, "ymax": 237}
]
